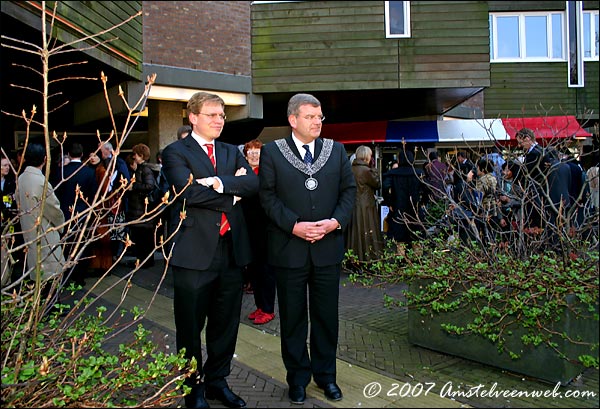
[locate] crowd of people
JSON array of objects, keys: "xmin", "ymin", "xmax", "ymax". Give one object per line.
[
  {"xmin": 375, "ymin": 133, "xmax": 599, "ymax": 251},
  {"xmin": 1, "ymin": 89, "xmax": 598, "ymax": 409}
]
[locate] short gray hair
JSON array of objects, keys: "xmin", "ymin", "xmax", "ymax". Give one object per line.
[{"xmin": 287, "ymin": 93, "xmax": 321, "ymax": 116}]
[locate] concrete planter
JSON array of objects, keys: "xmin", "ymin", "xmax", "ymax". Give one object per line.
[{"xmin": 407, "ymin": 284, "xmax": 599, "ymax": 385}]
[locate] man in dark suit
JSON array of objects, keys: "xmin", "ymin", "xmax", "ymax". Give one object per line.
[
  {"xmin": 516, "ymin": 128, "xmax": 569, "ymax": 230},
  {"xmin": 454, "ymin": 151, "xmax": 476, "ymax": 210},
  {"xmin": 259, "ymin": 93, "xmax": 356, "ymax": 404},
  {"xmin": 57, "ymin": 143, "xmax": 98, "ymax": 220},
  {"xmin": 55, "ymin": 142, "xmax": 98, "ymax": 285},
  {"xmin": 162, "ymin": 92, "xmax": 258, "ymax": 409}
]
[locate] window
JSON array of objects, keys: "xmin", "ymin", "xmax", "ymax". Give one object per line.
[
  {"xmin": 489, "ymin": 12, "xmax": 565, "ymax": 61},
  {"xmin": 583, "ymin": 10, "xmax": 599, "ymax": 59},
  {"xmin": 385, "ymin": 1, "xmax": 411, "ymax": 38}
]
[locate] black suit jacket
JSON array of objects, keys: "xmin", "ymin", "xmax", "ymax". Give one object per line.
[
  {"xmin": 523, "ymin": 144, "xmax": 546, "ymax": 184},
  {"xmin": 1, "ymin": 176, "xmax": 17, "ymax": 227},
  {"xmin": 56, "ymin": 161, "xmax": 98, "ymax": 218},
  {"xmin": 259, "ymin": 136, "xmax": 356, "ymax": 268},
  {"xmin": 162, "ymin": 137, "xmax": 259, "ymax": 270}
]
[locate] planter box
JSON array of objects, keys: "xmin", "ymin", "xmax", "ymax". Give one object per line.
[{"xmin": 408, "ymin": 287, "xmax": 599, "ymax": 385}]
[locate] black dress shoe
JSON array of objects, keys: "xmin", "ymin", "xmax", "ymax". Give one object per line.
[
  {"xmin": 184, "ymin": 386, "xmax": 210, "ymax": 408},
  {"xmin": 288, "ymin": 385, "xmax": 306, "ymax": 405},
  {"xmin": 319, "ymin": 382, "xmax": 343, "ymax": 401},
  {"xmin": 205, "ymin": 385, "xmax": 246, "ymax": 408}
]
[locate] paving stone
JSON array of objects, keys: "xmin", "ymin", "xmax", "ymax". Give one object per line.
[{"xmin": 86, "ymin": 257, "xmax": 599, "ymax": 408}]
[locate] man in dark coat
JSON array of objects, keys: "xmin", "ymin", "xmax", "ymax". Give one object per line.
[
  {"xmin": 561, "ymin": 152, "xmax": 586, "ymax": 226},
  {"xmin": 382, "ymin": 150, "xmax": 426, "ymax": 243},
  {"xmin": 517, "ymin": 129, "xmax": 572, "ymax": 230},
  {"xmin": 55, "ymin": 142, "xmax": 98, "ymax": 285},
  {"xmin": 259, "ymin": 93, "xmax": 356, "ymax": 404},
  {"xmin": 162, "ymin": 92, "xmax": 258, "ymax": 409},
  {"xmin": 454, "ymin": 151, "xmax": 476, "ymax": 208}
]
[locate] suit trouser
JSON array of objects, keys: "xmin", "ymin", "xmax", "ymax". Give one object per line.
[
  {"xmin": 274, "ymin": 261, "xmax": 340, "ymax": 387},
  {"xmin": 250, "ymin": 262, "xmax": 277, "ymax": 314},
  {"xmin": 172, "ymin": 232, "xmax": 243, "ymax": 388},
  {"xmin": 129, "ymin": 223, "xmax": 155, "ymax": 265}
]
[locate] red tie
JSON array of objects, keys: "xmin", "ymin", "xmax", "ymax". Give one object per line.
[{"xmin": 205, "ymin": 144, "xmax": 230, "ymax": 236}]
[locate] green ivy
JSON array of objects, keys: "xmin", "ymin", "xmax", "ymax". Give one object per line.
[
  {"xmin": 1, "ymin": 291, "xmax": 193, "ymax": 407},
  {"xmin": 344, "ymin": 236, "xmax": 599, "ymax": 369}
]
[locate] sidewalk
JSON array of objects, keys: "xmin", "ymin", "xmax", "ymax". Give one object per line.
[{"xmin": 84, "ymin": 254, "xmax": 599, "ymax": 408}]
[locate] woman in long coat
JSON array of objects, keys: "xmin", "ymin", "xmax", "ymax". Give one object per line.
[{"xmin": 346, "ymin": 145, "xmax": 384, "ymax": 261}]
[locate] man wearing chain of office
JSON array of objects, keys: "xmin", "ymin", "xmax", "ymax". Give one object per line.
[{"xmin": 259, "ymin": 93, "xmax": 356, "ymax": 404}]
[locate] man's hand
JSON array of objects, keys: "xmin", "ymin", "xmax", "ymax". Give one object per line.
[
  {"xmin": 293, "ymin": 219, "xmax": 339, "ymax": 243},
  {"xmin": 293, "ymin": 221, "xmax": 326, "ymax": 243},
  {"xmin": 196, "ymin": 177, "xmax": 216, "ymax": 188}
]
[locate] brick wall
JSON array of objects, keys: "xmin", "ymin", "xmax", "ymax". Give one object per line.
[{"xmin": 143, "ymin": 1, "xmax": 251, "ymax": 75}]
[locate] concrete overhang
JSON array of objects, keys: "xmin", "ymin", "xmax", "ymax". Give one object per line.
[{"xmin": 74, "ymin": 64, "xmax": 263, "ymax": 125}]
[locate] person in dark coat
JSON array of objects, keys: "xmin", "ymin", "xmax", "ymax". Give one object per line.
[
  {"xmin": 544, "ymin": 148, "xmax": 571, "ymax": 226},
  {"xmin": 1, "ymin": 155, "xmax": 17, "ymax": 231},
  {"xmin": 162, "ymin": 92, "xmax": 258, "ymax": 409},
  {"xmin": 99, "ymin": 141, "xmax": 131, "ymax": 258},
  {"xmin": 242, "ymin": 139, "xmax": 277, "ymax": 325},
  {"xmin": 382, "ymin": 150, "xmax": 426, "ymax": 244},
  {"xmin": 1, "ymin": 155, "xmax": 19, "ymax": 286},
  {"xmin": 346, "ymin": 145, "xmax": 383, "ymax": 261},
  {"xmin": 561, "ymin": 152, "xmax": 586, "ymax": 227},
  {"xmin": 424, "ymin": 150, "xmax": 448, "ymax": 201},
  {"xmin": 125, "ymin": 143, "xmax": 157, "ymax": 269},
  {"xmin": 516, "ymin": 128, "xmax": 546, "ymax": 230},
  {"xmin": 259, "ymin": 93, "xmax": 356, "ymax": 404},
  {"xmin": 55, "ymin": 143, "xmax": 98, "ymax": 284},
  {"xmin": 56, "ymin": 143, "xmax": 98, "ymax": 221},
  {"xmin": 454, "ymin": 151, "xmax": 476, "ymax": 208}
]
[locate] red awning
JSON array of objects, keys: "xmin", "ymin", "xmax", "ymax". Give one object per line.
[{"xmin": 502, "ymin": 116, "xmax": 591, "ymax": 140}]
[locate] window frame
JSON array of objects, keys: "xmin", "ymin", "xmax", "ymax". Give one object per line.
[
  {"xmin": 566, "ymin": 1, "xmax": 584, "ymax": 87},
  {"xmin": 385, "ymin": 1, "xmax": 411, "ymax": 39},
  {"xmin": 583, "ymin": 9, "xmax": 599, "ymax": 60},
  {"xmin": 489, "ymin": 11, "xmax": 566, "ymax": 63}
]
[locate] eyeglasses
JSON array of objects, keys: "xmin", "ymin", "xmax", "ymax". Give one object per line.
[
  {"xmin": 197, "ymin": 112, "xmax": 227, "ymax": 121},
  {"xmin": 298, "ymin": 114, "xmax": 325, "ymax": 122},
  {"xmin": 246, "ymin": 150, "xmax": 261, "ymax": 156}
]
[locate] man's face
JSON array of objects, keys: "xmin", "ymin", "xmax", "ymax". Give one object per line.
[
  {"xmin": 1, "ymin": 158, "xmax": 10, "ymax": 176},
  {"xmin": 517, "ymin": 135, "xmax": 533, "ymax": 150},
  {"xmin": 288, "ymin": 104, "xmax": 323, "ymax": 144},
  {"xmin": 189, "ymin": 102, "xmax": 225, "ymax": 141},
  {"xmin": 100, "ymin": 146, "xmax": 111, "ymax": 159}
]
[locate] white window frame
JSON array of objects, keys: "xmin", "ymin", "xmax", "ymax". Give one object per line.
[
  {"xmin": 385, "ymin": 1, "xmax": 411, "ymax": 39},
  {"xmin": 489, "ymin": 11, "xmax": 566, "ymax": 62},
  {"xmin": 583, "ymin": 9, "xmax": 599, "ymax": 60},
  {"xmin": 566, "ymin": 1, "xmax": 584, "ymax": 87}
]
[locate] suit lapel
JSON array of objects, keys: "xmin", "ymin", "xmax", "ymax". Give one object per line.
[
  {"xmin": 184, "ymin": 137, "xmax": 214, "ymax": 174},
  {"xmin": 215, "ymin": 142, "xmax": 228, "ymax": 174},
  {"xmin": 314, "ymin": 138, "xmax": 323, "ymax": 160},
  {"xmin": 286, "ymin": 135, "xmax": 303, "ymax": 161},
  {"xmin": 286, "ymin": 135, "xmax": 323, "ymax": 161}
]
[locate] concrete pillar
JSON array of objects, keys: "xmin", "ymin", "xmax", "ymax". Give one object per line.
[{"xmin": 148, "ymin": 99, "xmax": 186, "ymax": 162}]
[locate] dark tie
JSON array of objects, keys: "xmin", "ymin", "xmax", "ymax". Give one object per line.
[
  {"xmin": 302, "ymin": 145, "xmax": 313, "ymax": 165},
  {"xmin": 205, "ymin": 144, "xmax": 229, "ymax": 236}
]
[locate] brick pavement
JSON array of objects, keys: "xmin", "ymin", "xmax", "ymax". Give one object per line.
[{"xmin": 82, "ymin": 254, "xmax": 599, "ymax": 408}]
